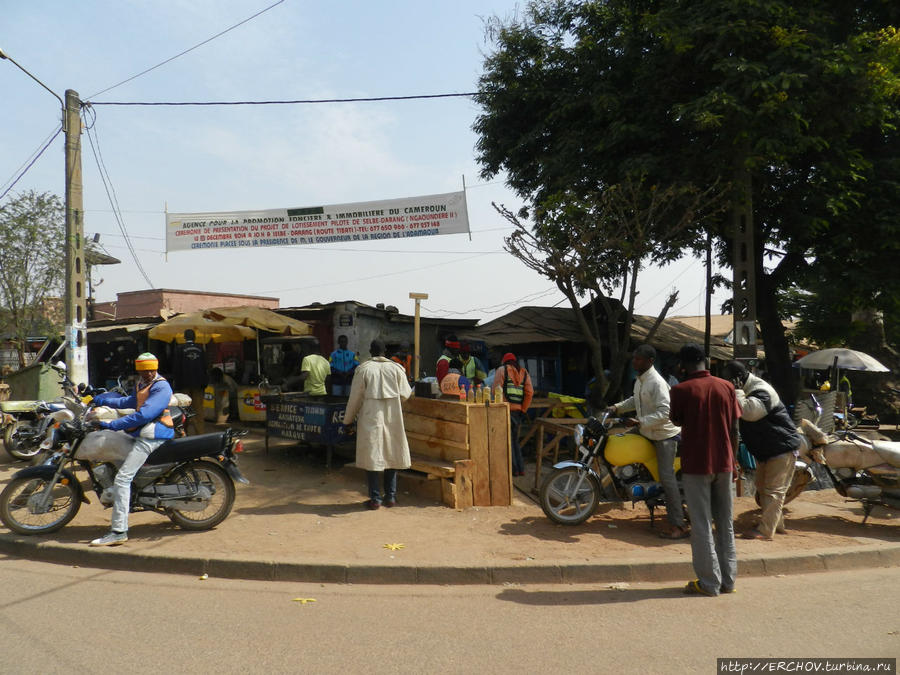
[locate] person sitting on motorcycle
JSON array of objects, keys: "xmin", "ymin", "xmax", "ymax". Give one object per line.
[
  {"xmin": 607, "ymin": 344, "xmax": 688, "ymax": 539},
  {"xmin": 87, "ymin": 352, "xmax": 175, "ymax": 546}
]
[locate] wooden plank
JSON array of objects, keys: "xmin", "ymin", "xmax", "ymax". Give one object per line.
[
  {"xmin": 407, "ymin": 434, "xmax": 470, "ymax": 462},
  {"xmin": 409, "ymin": 454, "xmax": 457, "ymax": 479},
  {"xmin": 403, "ymin": 412, "xmax": 469, "ymax": 445},
  {"xmin": 486, "ymin": 403, "xmax": 512, "ymax": 506},
  {"xmin": 453, "ymin": 459, "xmax": 474, "ymax": 509},
  {"xmin": 440, "ymin": 477, "xmax": 456, "ymax": 507},
  {"xmin": 466, "ymin": 404, "xmax": 492, "ymax": 507},
  {"xmin": 403, "ymin": 397, "xmax": 470, "ymax": 424}
]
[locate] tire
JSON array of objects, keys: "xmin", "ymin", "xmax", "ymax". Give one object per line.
[
  {"xmin": 165, "ymin": 461, "xmax": 235, "ymax": 531},
  {"xmin": 0, "ymin": 475, "xmax": 81, "ymax": 535},
  {"xmin": 539, "ymin": 466, "xmax": 600, "ymax": 526},
  {"xmin": 3, "ymin": 420, "xmax": 43, "ymax": 461}
]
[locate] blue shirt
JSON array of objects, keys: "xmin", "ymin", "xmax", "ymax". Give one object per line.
[{"xmin": 330, "ymin": 348, "xmax": 359, "ymax": 382}]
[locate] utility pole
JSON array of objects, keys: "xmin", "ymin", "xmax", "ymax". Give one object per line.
[
  {"xmin": 64, "ymin": 89, "xmax": 89, "ymax": 385},
  {"xmin": 731, "ymin": 163, "xmax": 758, "ymax": 364},
  {"xmin": 409, "ymin": 292, "xmax": 428, "ymax": 381}
]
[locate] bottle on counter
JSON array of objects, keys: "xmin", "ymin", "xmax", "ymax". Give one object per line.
[
  {"xmin": 494, "ymin": 384, "xmax": 503, "ymax": 403},
  {"xmin": 475, "ymin": 384, "xmax": 483, "ymax": 403},
  {"xmin": 458, "ymin": 385, "xmax": 467, "ymax": 402},
  {"xmin": 466, "ymin": 385, "xmax": 475, "ymax": 402},
  {"xmin": 483, "ymin": 386, "xmax": 492, "ymax": 403}
]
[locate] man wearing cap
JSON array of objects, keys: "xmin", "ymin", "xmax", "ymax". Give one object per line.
[
  {"xmin": 435, "ymin": 335, "xmax": 461, "ymax": 385},
  {"xmin": 459, "ymin": 342, "xmax": 487, "ymax": 385},
  {"xmin": 88, "ymin": 352, "xmax": 176, "ymax": 546},
  {"xmin": 495, "ymin": 353, "xmax": 534, "ymax": 477},
  {"xmin": 669, "ymin": 343, "xmax": 741, "ymax": 597}
]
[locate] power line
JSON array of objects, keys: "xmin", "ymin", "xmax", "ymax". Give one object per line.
[
  {"xmin": 423, "ymin": 287, "xmax": 560, "ymax": 316},
  {"xmin": 0, "ymin": 126, "xmax": 62, "ymax": 202},
  {"xmin": 87, "ymin": 92, "xmax": 477, "ymax": 106},
  {"xmin": 87, "ymin": 0, "xmax": 286, "ymax": 99},
  {"xmin": 83, "ymin": 107, "xmax": 154, "ymax": 287}
]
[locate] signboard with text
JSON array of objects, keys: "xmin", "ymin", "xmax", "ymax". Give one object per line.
[{"xmin": 166, "ymin": 191, "xmax": 469, "ymax": 253}]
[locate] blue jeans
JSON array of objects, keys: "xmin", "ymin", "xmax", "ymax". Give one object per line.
[
  {"xmin": 510, "ymin": 411, "xmax": 524, "ymax": 474},
  {"xmin": 654, "ymin": 437, "xmax": 686, "ymax": 529},
  {"xmin": 111, "ymin": 436, "xmax": 165, "ymax": 533},
  {"xmin": 332, "ymin": 383, "xmax": 352, "ymax": 397},
  {"xmin": 366, "ymin": 470, "xmax": 398, "ymax": 503},
  {"xmin": 682, "ymin": 472, "xmax": 737, "ymax": 595}
]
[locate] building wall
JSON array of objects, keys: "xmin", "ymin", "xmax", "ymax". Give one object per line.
[{"xmin": 105, "ymin": 289, "xmax": 279, "ymax": 320}]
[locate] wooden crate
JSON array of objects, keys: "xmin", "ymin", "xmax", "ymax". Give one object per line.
[{"xmin": 402, "ymin": 397, "xmax": 512, "ymax": 507}]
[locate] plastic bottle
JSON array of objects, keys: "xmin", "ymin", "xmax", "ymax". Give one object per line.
[
  {"xmin": 483, "ymin": 386, "xmax": 492, "ymax": 404},
  {"xmin": 457, "ymin": 385, "xmax": 467, "ymax": 402},
  {"xmin": 475, "ymin": 384, "xmax": 483, "ymax": 403},
  {"xmin": 494, "ymin": 384, "xmax": 503, "ymax": 403},
  {"xmin": 466, "ymin": 384, "xmax": 475, "ymax": 402}
]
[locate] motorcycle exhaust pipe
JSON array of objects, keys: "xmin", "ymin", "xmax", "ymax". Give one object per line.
[{"xmin": 845, "ymin": 485, "xmax": 882, "ymax": 500}]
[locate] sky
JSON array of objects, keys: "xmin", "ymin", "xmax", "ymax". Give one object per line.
[{"xmin": 1, "ymin": 0, "xmax": 729, "ymax": 324}]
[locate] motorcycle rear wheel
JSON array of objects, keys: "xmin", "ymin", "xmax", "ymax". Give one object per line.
[
  {"xmin": 540, "ymin": 466, "xmax": 600, "ymax": 525},
  {"xmin": 3, "ymin": 421, "xmax": 42, "ymax": 461},
  {"xmin": 0, "ymin": 476, "xmax": 81, "ymax": 535},
  {"xmin": 165, "ymin": 461, "xmax": 235, "ymax": 531}
]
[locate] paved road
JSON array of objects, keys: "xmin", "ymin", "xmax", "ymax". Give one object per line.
[{"xmin": 0, "ymin": 557, "xmax": 896, "ymax": 674}]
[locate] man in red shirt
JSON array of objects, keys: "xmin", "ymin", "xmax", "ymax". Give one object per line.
[{"xmin": 669, "ymin": 343, "xmax": 741, "ymax": 597}]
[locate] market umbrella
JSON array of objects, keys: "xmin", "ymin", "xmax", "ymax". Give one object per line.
[
  {"xmin": 203, "ymin": 306, "xmax": 313, "ymax": 336},
  {"xmin": 793, "ymin": 348, "xmax": 890, "ymax": 372},
  {"xmin": 203, "ymin": 306, "xmax": 314, "ymax": 377},
  {"xmin": 148, "ymin": 312, "xmax": 257, "ymax": 344}
]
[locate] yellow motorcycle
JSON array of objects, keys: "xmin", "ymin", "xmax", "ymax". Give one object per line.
[{"xmin": 539, "ymin": 413, "xmax": 683, "ymax": 526}]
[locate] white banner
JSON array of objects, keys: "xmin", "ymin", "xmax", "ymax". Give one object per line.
[{"xmin": 166, "ymin": 191, "xmax": 469, "ymax": 253}]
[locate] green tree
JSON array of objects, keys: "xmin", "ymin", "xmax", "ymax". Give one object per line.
[
  {"xmin": 0, "ymin": 191, "xmax": 65, "ymax": 367},
  {"xmin": 475, "ymin": 0, "xmax": 900, "ymax": 401}
]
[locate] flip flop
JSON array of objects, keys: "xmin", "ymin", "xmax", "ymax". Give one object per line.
[
  {"xmin": 659, "ymin": 528, "xmax": 690, "ymax": 540},
  {"xmin": 683, "ymin": 579, "xmax": 716, "ymax": 597}
]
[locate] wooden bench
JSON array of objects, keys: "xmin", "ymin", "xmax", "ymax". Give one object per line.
[{"xmin": 407, "ymin": 454, "xmax": 475, "ymax": 510}]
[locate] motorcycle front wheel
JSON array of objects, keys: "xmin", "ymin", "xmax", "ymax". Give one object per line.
[
  {"xmin": 0, "ymin": 476, "xmax": 81, "ymax": 535},
  {"xmin": 540, "ymin": 466, "xmax": 600, "ymax": 526},
  {"xmin": 165, "ymin": 461, "xmax": 235, "ymax": 531},
  {"xmin": 3, "ymin": 421, "xmax": 42, "ymax": 461}
]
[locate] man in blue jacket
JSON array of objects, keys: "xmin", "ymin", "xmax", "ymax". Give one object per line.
[{"xmin": 89, "ymin": 352, "xmax": 175, "ymax": 546}]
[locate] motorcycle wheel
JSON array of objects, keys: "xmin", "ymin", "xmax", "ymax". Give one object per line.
[
  {"xmin": 3, "ymin": 420, "xmax": 42, "ymax": 461},
  {"xmin": 539, "ymin": 466, "xmax": 600, "ymax": 526},
  {"xmin": 166, "ymin": 461, "xmax": 235, "ymax": 531},
  {"xmin": 0, "ymin": 476, "xmax": 81, "ymax": 535}
]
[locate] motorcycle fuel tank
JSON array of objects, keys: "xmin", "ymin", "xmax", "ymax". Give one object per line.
[{"xmin": 604, "ymin": 433, "xmax": 681, "ymax": 481}]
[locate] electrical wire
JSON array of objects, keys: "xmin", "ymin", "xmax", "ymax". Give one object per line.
[
  {"xmin": 423, "ymin": 287, "xmax": 560, "ymax": 316},
  {"xmin": 82, "ymin": 106, "xmax": 154, "ymax": 287},
  {"xmin": 87, "ymin": 0, "xmax": 286, "ymax": 99},
  {"xmin": 87, "ymin": 92, "xmax": 477, "ymax": 106},
  {"xmin": 258, "ymin": 251, "xmax": 494, "ymax": 295},
  {"xmin": 0, "ymin": 126, "xmax": 62, "ymax": 202}
]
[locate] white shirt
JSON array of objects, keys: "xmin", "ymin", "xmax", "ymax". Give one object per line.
[{"xmin": 613, "ymin": 366, "xmax": 681, "ymax": 441}]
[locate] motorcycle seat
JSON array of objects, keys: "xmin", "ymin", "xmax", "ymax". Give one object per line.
[{"xmin": 146, "ymin": 431, "xmax": 229, "ymax": 465}]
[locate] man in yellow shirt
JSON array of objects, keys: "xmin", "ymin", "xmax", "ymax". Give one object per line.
[{"xmin": 298, "ymin": 343, "xmax": 331, "ymax": 396}]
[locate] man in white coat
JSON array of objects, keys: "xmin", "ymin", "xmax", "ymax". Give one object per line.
[{"xmin": 343, "ymin": 339, "xmax": 412, "ymax": 509}]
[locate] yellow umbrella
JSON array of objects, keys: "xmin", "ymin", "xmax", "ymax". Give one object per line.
[
  {"xmin": 148, "ymin": 312, "xmax": 257, "ymax": 344},
  {"xmin": 203, "ymin": 306, "xmax": 313, "ymax": 336}
]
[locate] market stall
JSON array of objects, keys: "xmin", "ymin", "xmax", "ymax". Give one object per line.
[{"xmin": 263, "ymin": 393, "xmax": 349, "ymax": 467}]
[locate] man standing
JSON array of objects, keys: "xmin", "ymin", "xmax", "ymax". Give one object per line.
[
  {"xmin": 298, "ymin": 342, "xmax": 331, "ymax": 397},
  {"xmin": 459, "ymin": 342, "xmax": 487, "ymax": 385},
  {"xmin": 435, "ymin": 335, "xmax": 461, "ymax": 385},
  {"xmin": 329, "ymin": 335, "xmax": 359, "ymax": 397},
  {"xmin": 495, "ymin": 353, "xmax": 534, "ymax": 477},
  {"xmin": 608, "ymin": 344, "xmax": 687, "ymax": 539},
  {"xmin": 173, "ymin": 328, "xmax": 207, "ymax": 435},
  {"xmin": 88, "ymin": 353, "xmax": 175, "ymax": 546},
  {"xmin": 722, "ymin": 360, "xmax": 801, "ymax": 540},
  {"xmin": 344, "ymin": 339, "xmax": 413, "ymax": 509},
  {"xmin": 669, "ymin": 343, "xmax": 741, "ymax": 597}
]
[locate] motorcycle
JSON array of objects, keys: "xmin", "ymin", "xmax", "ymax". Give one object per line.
[
  {"xmin": 793, "ymin": 416, "xmax": 900, "ymax": 523},
  {"xmin": 1, "ymin": 363, "xmax": 86, "ymax": 461},
  {"xmin": 539, "ymin": 413, "xmax": 683, "ymax": 526},
  {"xmin": 0, "ymin": 404, "xmax": 248, "ymax": 536}
]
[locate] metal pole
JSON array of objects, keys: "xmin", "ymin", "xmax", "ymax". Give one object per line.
[
  {"xmin": 64, "ymin": 89, "xmax": 89, "ymax": 385},
  {"xmin": 409, "ymin": 292, "xmax": 428, "ymax": 381}
]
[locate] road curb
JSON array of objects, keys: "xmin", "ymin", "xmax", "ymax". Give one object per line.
[{"xmin": 1, "ymin": 535, "xmax": 897, "ymax": 585}]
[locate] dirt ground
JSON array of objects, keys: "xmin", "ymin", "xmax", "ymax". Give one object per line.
[{"xmin": 0, "ymin": 428, "xmax": 897, "ymax": 568}]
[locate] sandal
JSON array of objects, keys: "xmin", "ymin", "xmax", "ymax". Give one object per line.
[
  {"xmin": 683, "ymin": 579, "xmax": 716, "ymax": 597},
  {"xmin": 659, "ymin": 527, "xmax": 690, "ymax": 540}
]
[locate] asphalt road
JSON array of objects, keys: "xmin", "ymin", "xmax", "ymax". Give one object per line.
[{"xmin": 0, "ymin": 557, "xmax": 896, "ymax": 674}]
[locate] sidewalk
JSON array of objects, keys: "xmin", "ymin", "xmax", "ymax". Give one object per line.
[{"xmin": 0, "ymin": 425, "xmax": 897, "ymax": 585}]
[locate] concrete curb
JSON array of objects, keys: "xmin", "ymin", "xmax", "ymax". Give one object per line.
[{"xmin": 1, "ymin": 534, "xmax": 898, "ymax": 585}]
